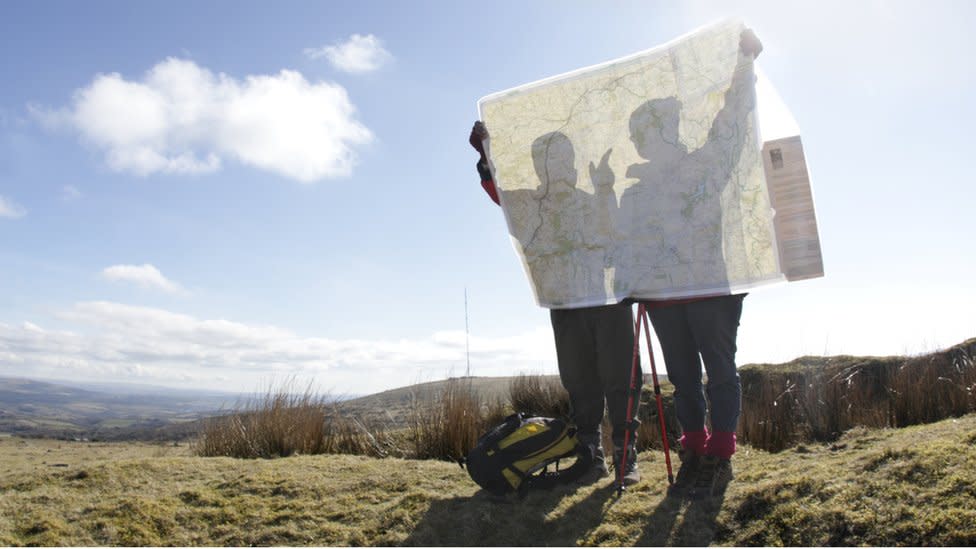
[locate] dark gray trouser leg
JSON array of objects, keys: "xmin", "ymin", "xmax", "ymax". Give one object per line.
[
  {"xmin": 551, "ymin": 308, "xmax": 602, "ymax": 438},
  {"xmin": 550, "ymin": 304, "xmax": 636, "ymax": 448},
  {"xmin": 648, "ymin": 303, "xmax": 707, "ymax": 433},
  {"xmin": 685, "ymin": 294, "xmax": 744, "ymax": 433},
  {"xmin": 648, "ymin": 295, "xmax": 745, "ymax": 435},
  {"xmin": 595, "ymin": 304, "xmax": 639, "ymax": 450}
]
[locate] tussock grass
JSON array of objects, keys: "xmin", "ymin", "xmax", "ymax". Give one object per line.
[
  {"xmin": 889, "ymin": 340, "xmax": 976, "ymax": 425},
  {"xmin": 739, "ymin": 338, "xmax": 976, "ymax": 451},
  {"xmin": 3, "ymin": 414, "xmax": 975, "ymax": 546},
  {"xmin": 194, "ymin": 380, "xmax": 391, "ymax": 459},
  {"xmin": 408, "ymin": 378, "xmax": 505, "ymax": 461},
  {"xmin": 509, "ymin": 374, "xmax": 571, "ymax": 418}
]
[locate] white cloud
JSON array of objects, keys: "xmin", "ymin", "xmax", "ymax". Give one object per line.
[
  {"xmin": 62, "ymin": 185, "xmax": 82, "ymax": 201},
  {"xmin": 305, "ymin": 34, "xmax": 393, "ymax": 74},
  {"xmin": 31, "ymin": 58, "xmax": 373, "ymax": 182},
  {"xmin": 0, "ymin": 195, "xmax": 27, "ymax": 218},
  {"xmin": 101, "ymin": 264, "xmax": 186, "ymax": 295},
  {"xmin": 0, "ymin": 302, "xmax": 557, "ymax": 395}
]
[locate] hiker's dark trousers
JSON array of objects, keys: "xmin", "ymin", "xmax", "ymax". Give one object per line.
[
  {"xmin": 648, "ymin": 294, "xmax": 745, "ymax": 434},
  {"xmin": 550, "ymin": 304, "xmax": 638, "ymax": 448}
]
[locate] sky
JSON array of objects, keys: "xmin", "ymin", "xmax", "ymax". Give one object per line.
[{"xmin": 1, "ymin": 0, "xmax": 974, "ymax": 397}]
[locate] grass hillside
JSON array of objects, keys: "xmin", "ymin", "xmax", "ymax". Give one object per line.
[
  {"xmin": 2, "ymin": 413, "xmax": 975, "ymax": 546},
  {"xmin": 336, "ymin": 375, "xmax": 551, "ymax": 425}
]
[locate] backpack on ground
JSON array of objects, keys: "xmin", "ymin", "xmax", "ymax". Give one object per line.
[{"xmin": 460, "ymin": 413, "xmax": 592, "ymax": 497}]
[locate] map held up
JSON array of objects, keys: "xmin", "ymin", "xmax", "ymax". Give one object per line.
[{"xmin": 479, "ymin": 20, "xmax": 821, "ymax": 308}]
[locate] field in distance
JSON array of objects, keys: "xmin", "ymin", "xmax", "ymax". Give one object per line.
[{"xmin": 0, "ymin": 377, "xmax": 237, "ymax": 441}]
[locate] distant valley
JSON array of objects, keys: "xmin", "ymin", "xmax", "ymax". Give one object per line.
[
  {"xmin": 0, "ymin": 375, "xmax": 554, "ymax": 441},
  {"xmin": 0, "ymin": 377, "xmax": 241, "ymax": 441}
]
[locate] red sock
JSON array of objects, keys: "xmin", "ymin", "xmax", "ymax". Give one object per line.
[
  {"xmin": 705, "ymin": 431, "xmax": 736, "ymax": 459},
  {"xmin": 680, "ymin": 430, "xmax": 708, "ymax": 455}
]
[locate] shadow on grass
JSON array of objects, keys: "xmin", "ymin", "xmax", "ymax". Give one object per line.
[
  {"xmin": 402, "ymin": 482, "xmax": 618, "ymax": 546},
  {"xmin": 675, "ymin": 496, "xmax": 726, "ymax": 545},
  {"xmin": 403, "ymin": 472, "xmax": 726, "ymax": 546},
  {"xmin": 634, "ymin": 494, "xmax": 726, "ymax": 546},
  {"xmin": 634, "ymin": 496, "xmax": 683, "ymax": 546}
]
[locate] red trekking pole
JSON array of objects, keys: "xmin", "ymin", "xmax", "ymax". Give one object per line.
[
  {"xmin": 641, "ymin": 303, "xmax": 674, "ymax": 485},
  {"xmin": 617, "ymin": 302, "xmax": 674, "ymax": 493}
]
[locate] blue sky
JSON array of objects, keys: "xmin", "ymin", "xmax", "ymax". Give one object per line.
[{"xmin": 1, "ymin": 0, "xmax": 973, "ymax": 396}]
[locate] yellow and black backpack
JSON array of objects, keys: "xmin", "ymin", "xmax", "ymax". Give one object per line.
[{"xmin": 461, "ymin": 413, "xmax": 592, "ymax": 497}]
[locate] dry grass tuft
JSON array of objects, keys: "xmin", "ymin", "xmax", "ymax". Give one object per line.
[
  {"xmin": 408, "ymin": 378, "xmax": 480, "ymax": 461},
  {"xmin": 739, "ymin": 338, "xmax": 976, "ymax": 451},
  {"xmin": 407, "ymin": 378, "xmax": 509, "ymax": 461},
  {"xmin": 193, "ymin": 379, "xmax": 390, "ymax": 459},
  {"xmin": 509, "ymin": 374, "xmax": 571, "ymax": 418}
]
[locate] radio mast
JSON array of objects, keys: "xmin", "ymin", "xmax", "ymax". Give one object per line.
[{"xmin": 465, "ymin": 288, "xmax": 471, "ymax": 378}]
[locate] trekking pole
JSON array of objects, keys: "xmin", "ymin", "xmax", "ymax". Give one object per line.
[
  {"xmin": 640, "ymin": 304, "xmax": 674, "ymax": 485},
  {"xmin": 617, "ymin": 302, "xmax": 646, "ymax": 494}
]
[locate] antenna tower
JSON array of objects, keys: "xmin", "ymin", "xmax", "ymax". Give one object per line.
[{"xmin": 465, "ymin": 288, "xmax": 471, "ymax": 378}]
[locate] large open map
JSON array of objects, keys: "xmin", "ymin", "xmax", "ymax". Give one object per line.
[{"xmin": 479, "ymin": 19, "xmax": 811, "ymax": 308}]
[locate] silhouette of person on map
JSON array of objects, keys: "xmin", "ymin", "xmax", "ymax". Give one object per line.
[
  {"xmin": 505, "ymin": 131, "xmax": 618, "ymax": 306},
  {"xmin": 615, "ymin": 43, "xmax": 758, "ymax": 298}
]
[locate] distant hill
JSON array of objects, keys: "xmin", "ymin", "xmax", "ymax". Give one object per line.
[
  {"xmin": 0, "ymin": 377, "xmax": 238, "ymax": 441},
  {"xmin": 336, "ymin": 375, "xmax": 540, "ymax": 425}
]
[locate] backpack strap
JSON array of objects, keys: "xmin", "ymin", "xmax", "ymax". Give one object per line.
[
  {"xmin": 520, "ymin": 443, "xmax": 593, "ymax": 493},
  {"xmin": 505, "ymin": 464, "xmax": 528, "ymax": 480}
]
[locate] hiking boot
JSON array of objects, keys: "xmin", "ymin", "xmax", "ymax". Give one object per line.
[
  {"xmin": 578, "ymin": 457, "xmax": 610, "ymax": 485},
  {"xmin": 666, "ymin": 449, "xmax": 702, "ymax": 499},
  {"xmin": 689, "ymin": 455, "xmax": 733, "ymax": 500},
  {"xmin": 576, "ymin": 437, "xmax": 609, "ymax": 484},
  {"xmin": 614, "ymin": 448, "xmax": 640, "ymax": 486}
]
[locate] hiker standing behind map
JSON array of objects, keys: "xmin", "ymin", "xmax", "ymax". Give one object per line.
[
  {"xmin": 469, "ymin": 122, "xmax": 641, "ymax": 486},
  {"xmin": 620, "ymin": 28, "xmax": 763, "ymax": 501}
]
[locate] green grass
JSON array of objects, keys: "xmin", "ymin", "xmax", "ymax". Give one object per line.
[{"xmin": 3, "ymin": 414, "xmax": 975, "ymax": 546}]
